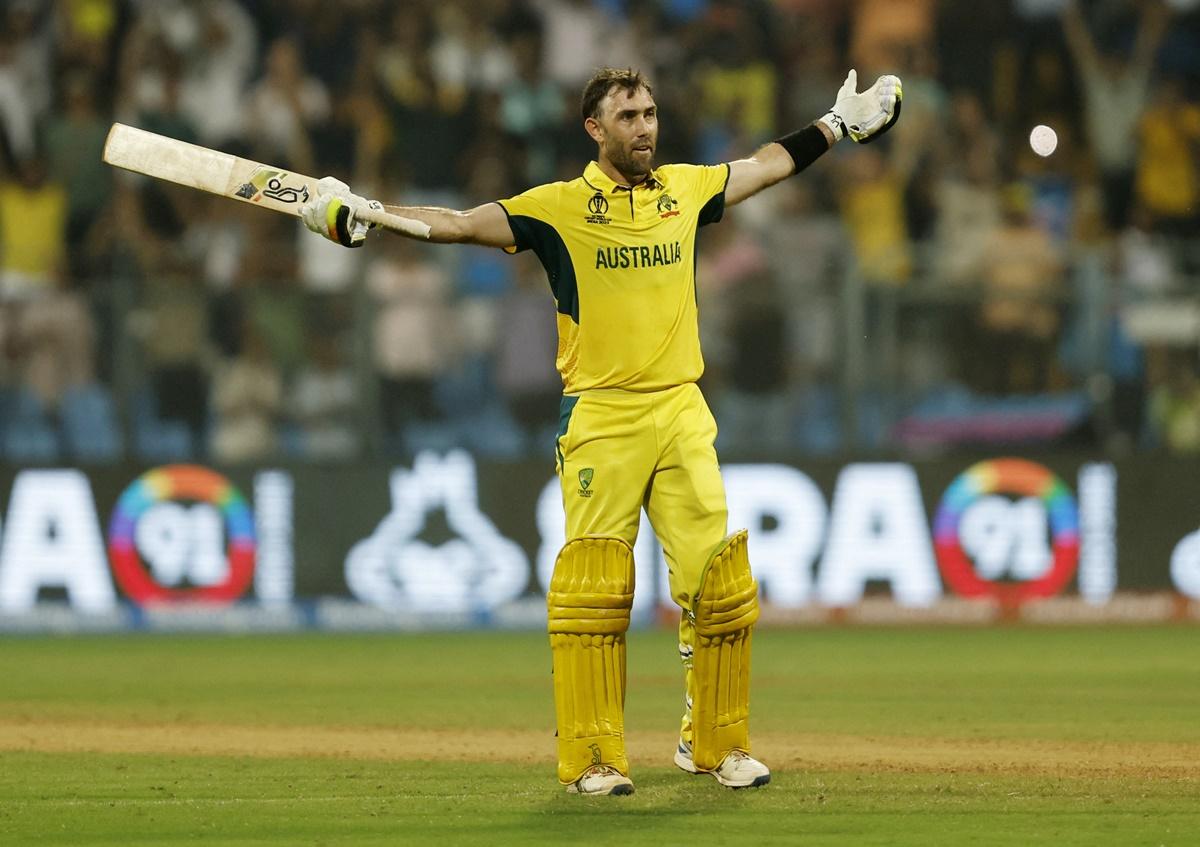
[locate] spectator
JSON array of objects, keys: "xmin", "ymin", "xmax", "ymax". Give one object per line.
[
  {"xmin": 692, "ymin": 2, "xmax": 781, "ymax": 160},
  {"xmin": 178, "ymin": 0, "xmax": 259, "ymax": 147},
  {"xmin": 696, "ymin": 214, "xmax": 771, "ymax": 379},
  {"xmin": 53, "ymin": 0, "xmax": 119, "ymax": 72},
  {"xmin": 44, "ymin": 71, "xmax": 112, "ymax": 275},
  {"xmin": 210, "ymin": 324, "xmax": 283, "ymax": 463},
  {"xmin": 973, "ymin": 182, "xmax": 1065, "ymax": 395},
  {"xmin": 2, "ymin": 1, "xmax": 53, "ymax": 136},
  {"xmin": 375, "ymin": 8, "xmax": 474, "ymax": 195},
  {"xmin": 776, "ymin": 11, "xmax": 843, "ymax": 135},
  {"xmin": 535, "ymin": 0, "xmax": 638, "ymax": 89},
  {"xmin": 1135, "ymin": 77, "xmax": 1200, "ymax": 236},
  {"xmin": 1062, "ymin": 0, "xmax": 1168, "ymax": 231},
  {"xmin": 113, "ymin": 14, "xmax": 198, "ymax": 158},
  {"xmin": 932, "ymin": 93, "xmax": 1001, "ymax": 286},
  {"xmin": 451, "ymin": 238, "xmax": 516, "ymax": 415},
  {"xmin": 128, "ymin": 272, "xmax": 211, "ymax": 441},
  {"xmin": 9, "ymin": 291, "xmax": 95, "ymax": 416},
  {"xmin": 694, "ymin": 216, "xmax": 787, "ymax": 451},
  {"xmin": 499, "ymin": 33, "xmax": 565, "ymax": 186},
  {"xmin": 723, "ymin": 281, "xmax": 792, "ymax": 454},
  {"xmin": 495, "ymin": 255, "xmax": 561, "ymax": 444},
  {"xmin": 365, "ymin": 237, "xmax": 455, "ymax": 452},
  {"xmin": 290, "ymin": 2, "xmax": 360, "ymax": 92},
  {"xmin": 838, "ymin": 145, "xmax": 912, "ymax": 287},
  {"xmin": 288, "ymin": 330, "xmax": 360, "ymax": 460},
  {"xmin": 0, "ymin": 156, "xmax": 95, "ymax": 412},
  {"xmin": 245, "ymin": 272, "xmax": 307, "ymax": 378},
  {"xmin": 244, "ymin": 36, "xmax": 329, "ymax": 172},
  {"xmin": 1147, "ymin": 347, "xmax": 1200, "ymax": 454},
  {"xmin": 126, "ymin": 61, "xmax": 196, "ymax": 147},
  {"xmin": 430, "ymin": 3, "xmax": 517, "ymax": 94},
  {"xmin": 892, "ymin": 44, "xmax": 949, "ymax": 241},
  {"xmin": 759, "ymin": 180, "xmax": 844, "ymax": 383},
  {"xmin": 1119, "ymin": 207, "xmax": 1178, "ymax": 297},
  {"xmin": 851, "ymin": 0, "xmax": 935, "ymax": 74},
  {"xmin": 0, "ymin": 156, "xmax": 66, "ymax": 300},
  {"xmin": 0, "ymin": 30, "xmax": 37, "ymax": 169}
]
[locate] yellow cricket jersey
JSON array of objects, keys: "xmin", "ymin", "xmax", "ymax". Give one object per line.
[{"xmin": 497, "ymin": 160, "xmax": 730, "ymax": 394}]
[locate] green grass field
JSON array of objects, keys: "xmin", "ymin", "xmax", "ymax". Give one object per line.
[{"xmin": 1, "ymin": 626, "xmax": 1198, "ymax": 846}]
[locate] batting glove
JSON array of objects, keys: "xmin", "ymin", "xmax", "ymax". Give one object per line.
[
  {"xmin": 300, "ymin": 176, "xmax": 381, "ymax": 248},
  {"xmin": 818, "ymin": 70, "xmax": 902, "ymax": 144}
]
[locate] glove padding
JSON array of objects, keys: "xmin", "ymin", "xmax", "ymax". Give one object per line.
[
  {"xmin": 300, "ymin": 176, "xmax": 381, "ymax": 248},
  {"xmin": 819, "ymin": 70, "xmax": 902, "ymax": 144}
]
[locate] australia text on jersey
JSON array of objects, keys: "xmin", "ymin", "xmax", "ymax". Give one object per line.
[{"xmin": 594, "ymin": 241, "xmax": 683, "ymax": 270}]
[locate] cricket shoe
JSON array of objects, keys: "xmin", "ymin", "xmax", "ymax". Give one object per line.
[
  {"xmin": 674, "ymin": 739, "xmax": 771, "ymax": 788},
  {"xmin": 566, "ymin": 765, "xmax": 635, "ymax": 796}
]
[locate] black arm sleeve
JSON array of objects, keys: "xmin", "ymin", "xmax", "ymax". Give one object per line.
[{"xmin": 774, "ymin": 124, "xmax": 831, "ymax": 175}]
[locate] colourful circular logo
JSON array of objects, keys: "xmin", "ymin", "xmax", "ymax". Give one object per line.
[
  {"xmin": 934, "ymin": 458, "xmax": 1079, "ymax": 604},
  {"xmin": 108, "ymin": 465, "xmax": 255, "ymax": 604}
]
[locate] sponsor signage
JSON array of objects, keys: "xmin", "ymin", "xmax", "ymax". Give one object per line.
[
  {"xmin": 933, "ymin": 459, "xmax": 1080, "ymax": 606},
  {"xmin": 0, "ymin": 453, "xmax": 1196, "ymax": 626},
  {"xmin": 108, "ymin": 465, "xmax": 255, "ymax": 604}
]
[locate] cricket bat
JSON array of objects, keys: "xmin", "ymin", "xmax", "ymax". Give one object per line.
[{"xmin": 102, "ymin": 122, "xmax": 431, "ymax": 239}]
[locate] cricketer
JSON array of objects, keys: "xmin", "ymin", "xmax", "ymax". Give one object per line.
[{"xmin": 300, "ymin": 65, "xmax": 901, "ymax": 796}]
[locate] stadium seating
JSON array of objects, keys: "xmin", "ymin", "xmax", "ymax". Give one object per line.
[
  {"xmin": 1, "ymin": 387, "xmax": 61, "ymax": 463},
  {"xmin": 132, "ymin": 387, "xmax": 197, "ymax": 461},
  {"xmin": 60, "ymin": 383, "xmax": 123, "ymax": 463}
]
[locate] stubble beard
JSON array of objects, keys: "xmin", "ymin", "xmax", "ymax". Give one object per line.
[{"xmin": 607, "ymin": 138, "xmax": 654, "ymax": 182}]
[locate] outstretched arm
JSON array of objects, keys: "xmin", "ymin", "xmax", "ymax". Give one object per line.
[
  {"xmin": 1062, "ymin": 0, "xmax": 1100, "ymax": 72},
  {"xmin": 1132, "ymin": 0, "xmax": 1169, "ymax": 74},
  {"xmin": 725, "ymin": 70, "xmax": 901, "ymax": 208},
  {"xmin": 376, "ymin": 200, "xmax": 515, "ymax": 247},
  {"xmin": 726, "ymin": 123, "xmax": 835, "ymax": 207},
  {"xmin": 300, "ymin": 177, "xmax": 515, "ymax": 249}
]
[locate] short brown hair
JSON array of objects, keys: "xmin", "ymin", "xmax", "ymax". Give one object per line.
[{"xmin": 580, "ymin": 67, "xmax": 653, "ymax": 121}]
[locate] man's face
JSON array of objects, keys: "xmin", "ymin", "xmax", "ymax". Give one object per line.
[{"xmin": 592, "ymin": 85, "xmax": 658, "ymax": 179}]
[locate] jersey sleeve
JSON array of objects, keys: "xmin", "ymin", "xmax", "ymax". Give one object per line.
[
  {"xmin": 692, "ymin": 163, "xmax": 731, "ymax": 227},
  {"xmin": 496, "ymin": 182, "xmax": 561, "ymax": 254}
]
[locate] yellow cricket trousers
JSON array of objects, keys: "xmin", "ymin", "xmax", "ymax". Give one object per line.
[{"xmin": 555, "ymin": 381, "xmax": 728, "ymax": 747}]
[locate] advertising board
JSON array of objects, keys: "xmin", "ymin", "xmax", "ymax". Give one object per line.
[{"xmin": 0, "ymin": 452, "xmax": 1196, "ymax": 630}]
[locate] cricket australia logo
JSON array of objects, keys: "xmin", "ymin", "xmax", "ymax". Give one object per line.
[
  {"xmin": 235, "ymin": 167, "xmax": 311, "ymax": 205},
  {"xmin": 585, "ymin": 192, "xmax": 611, "ymax": 225},
  {"xmin": 657, "ymin": 193, "xmax": 680, "ymax": 218},
  {"xmin": 577, "ymin": 468, "xmax": 594, "ymax": 498}
]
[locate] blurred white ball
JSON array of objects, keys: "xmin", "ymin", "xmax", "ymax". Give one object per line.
[{"xmin": 1029, "ymin": 124, "xmax": 1058, "ymax": 157}]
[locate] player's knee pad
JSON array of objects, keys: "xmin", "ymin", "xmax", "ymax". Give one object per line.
[
  {"xmin": 547, "ymin": 535, "xmax": 635, "ymax": 637},
  {"xmin": 690, "ymin": 529, "xmax": 759, "ymax": 771},
  {"xmin": 547, "ymin": 536, "xmax": 635, "ymax": 783}
]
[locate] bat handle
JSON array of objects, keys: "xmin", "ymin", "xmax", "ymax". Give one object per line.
[{"xmin": 356, "ymin": 206, "xmax": 432, "ymax": 240}]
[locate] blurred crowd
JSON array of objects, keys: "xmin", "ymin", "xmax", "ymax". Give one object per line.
[{"xmin": 0, "ymin": 0, "xmax": 1199, "ymax": 464}]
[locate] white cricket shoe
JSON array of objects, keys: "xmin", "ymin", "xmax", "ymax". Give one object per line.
[
  {"xmin": 674, "ymin": 739, "xmax": 771, "ymax": 788},
  {"xmin": 566, "ymin": 765, "xmax": 635, "ymax": 796}
]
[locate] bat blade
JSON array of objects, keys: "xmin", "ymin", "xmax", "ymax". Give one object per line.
[
  {"xmin": 102, "ymin": 122, "xmax": 316, "ymax": 216},
  {"xmin": 102, "ymin": 122, "xmax": 432, "ymax": 239}
]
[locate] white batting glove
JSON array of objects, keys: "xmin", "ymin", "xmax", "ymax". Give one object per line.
[
  {"xmin": 818, "ymin": 70, "xmax": 903, "ymax": 144},
  {"xmin": 299, "ymin": 176, "xmax": 381, "ymax": 248}
]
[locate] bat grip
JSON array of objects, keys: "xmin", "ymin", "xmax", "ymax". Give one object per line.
[{"xmin": 356, "ymin": 206, "xmax": 432, "ymax": 240}]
